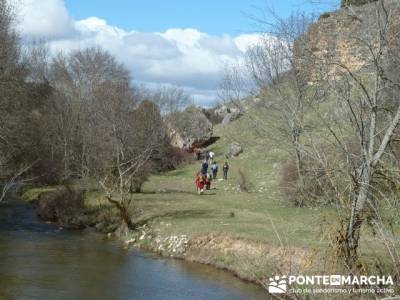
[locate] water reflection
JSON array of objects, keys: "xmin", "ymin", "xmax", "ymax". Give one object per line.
[{"xmin": 0, "ymin": 199, "xmax": 268, "ymax": 300}]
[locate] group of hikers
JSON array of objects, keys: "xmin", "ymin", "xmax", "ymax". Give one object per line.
[{"xmin": 194, "ymin": 150, "xmax": 230, "ymax": 195}]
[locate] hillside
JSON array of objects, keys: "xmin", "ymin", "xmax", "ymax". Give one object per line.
[
  {"xmin": 17, "ymin": 0, "xmax": 400, "ymax": 295},
  {"xmin": 55, "ymin": 102, "xmax": 389, "ymax": 285}
]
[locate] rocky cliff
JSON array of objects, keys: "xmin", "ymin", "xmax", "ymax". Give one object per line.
[
  {"xmin": 296, "ymin": 0, "xmax": 400, "ymax": 83},
  {"xmin": 166, "ymin": 107, "xmax": 213, "ymax": 149}
]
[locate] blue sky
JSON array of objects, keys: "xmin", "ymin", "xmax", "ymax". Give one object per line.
[
  {"xmin": 17, "ymin": 0, "xmax": 338, "ymax": 106},
  {"xmin": 64, "ymin": 0, "xmax": 334, "ymax": 35}
]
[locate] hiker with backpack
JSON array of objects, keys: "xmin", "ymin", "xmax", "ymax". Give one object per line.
[
  {"xmin": 205, "ymin": 151, "xmax": 210, "ymax": 161},
  {"xmin": 208, "ymin": 151, "xmax": 215, "ymax": 163},
  {"xmin": 201, "ymin": 159, "xmax": 208, "ymax": 175},
  {"xmin": 211, "ymin": 161, "xmax": 218, "ymax": 179},
  {"xmin": 195, "ymin": 172, "xmax": 205, "ymax": 194},
  {"xmin": 223, "ymin": 161, "xmax": 229, "ymax": 180}
]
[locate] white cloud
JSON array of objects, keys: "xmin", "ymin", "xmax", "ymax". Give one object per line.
[
  {"xmin": 15, "ymin": 0, "xmax": 76, "ymax": 39},
  {"xmin": 234, "ymin": 34, "xmax": 263, "ymax": 52},
  {"xmin": 15, "ymin": 0, "xmax": 262, "ymax": 106},
  {"xmin": 162, "ymin": 28, "xmax": 206, "ymax": 48}
]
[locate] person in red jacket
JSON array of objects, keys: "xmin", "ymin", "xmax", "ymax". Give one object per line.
[
  {"xmin": 195, "ymin": 172, "xmax": 205, "ymax": 194},
  {"xmin": 205, "ymin": 173, "xmax": 212, "ymax": 190}
]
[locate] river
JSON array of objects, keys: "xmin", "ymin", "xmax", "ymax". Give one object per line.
[{"xmin": 0, "ymin": 198, "xmax": 268, "ymax": 300}]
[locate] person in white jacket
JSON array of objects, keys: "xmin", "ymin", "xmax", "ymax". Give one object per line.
[{"xmin": 209, "ymin": 151, "xmax": 215, "ymax": 163}]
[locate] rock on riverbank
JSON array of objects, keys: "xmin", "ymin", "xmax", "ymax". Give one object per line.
[{"xmin": 118, "ymin": 223, "xmax": 312, "ymax": 287}]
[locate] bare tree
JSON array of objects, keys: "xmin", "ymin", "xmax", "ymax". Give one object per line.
[
  {"xmin": 309, "ymin": 0, "xmax": 400, "ymax": 270},
  {"xmin": 221, "ymin": 0, "xmax": 400, "ymax": 275},
  {"xmin": 220, "ymin": 11, "xmax": 315, "ymax": 190},
  {"xmin": 98, "ymin": 97, "xmax": 168, "ymax": 230},
  {"xmin": 0, "ymin": 0, "xmax": 40, "ymax": 198},
  {"xmin": 0, "ymin": 163, "xmax": 35, "ymax": 202},
  {"xmin": 47, "ymin": 47, "xmax": 132, "ymax": 180},
  {"xmin": 0, "ymin": 0, "xmax": 172, "ymax": 223},
  {"xmin": 147, "ymin": 85, "xmax": 192, "ymax": 115}
]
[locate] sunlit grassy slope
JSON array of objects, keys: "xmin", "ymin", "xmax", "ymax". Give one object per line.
[
  {"xmin": 125, "ymin": 110, "xmax": 328, "ymax": 250},
  {"xmin": 22, "ymin": 104, "xmax": 392, "ymax": 266},
  {"xmin": 123, "ymin": 107, "xmax": 391, "ymax": 261}
]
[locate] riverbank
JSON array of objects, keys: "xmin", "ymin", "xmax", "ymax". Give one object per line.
[
  {"xmin": 20, "ymin": 155, "xmax": 326, "ymax": 291},
  {"xmin": 19, "ymin": 117, "xmax": 396, "ymax": 293},
  {"xmin": 0, "ymin": 197, "xmax": 267, "ymax": 300},
  {"xmin": 20, "ymin": 181, "xmax": 318, "ymax": 291},
  {"xmin": 20, "ymin": 170, "xmax": 318, "ymax": 291},
  {"xmin": 118, "ymin": 223, "xmax": 312, "ymax": 289},
  {"xmin": 19, "ymin": 163, "xmax": 394, "ymax": 295}
]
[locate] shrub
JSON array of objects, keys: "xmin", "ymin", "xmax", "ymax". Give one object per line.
[
  {"xmin": 30, "ymin": 158, "xmax": 63, "ymax": 185},
  {"xmin": 159, "ymin": 146, "xmax": 194, "ymax": 171},
  {"xmin": 280, "ymin": 159, "xmax": 335, "ymax": 207},
  {"xmin": 129, "ymin": 172, "xmax": 149, "ymax": 193},
  {"xmin": 37, "ymin": 186, "xmax": 85, "ymax": 228}
]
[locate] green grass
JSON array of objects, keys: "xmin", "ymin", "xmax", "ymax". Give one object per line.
[
  {"xmin": 128, "ymin": 112, "xmax": 398, "ymax": 270},
  {"xmin": 33, "ymin": 111, "xmax": 330, "ymax": 252},
  {"xmin": 134, "ymin": 173, "xmax": 325, "ymax": 249},
  {"xmin": 21, "ymin": 186, "xmax": 59, "ymax": 202},
  {"xmin": 21, "ymin": 107, "xmax": 399, "ymax": 277},
  {"xmin": 84, "ymin": 190, "xmax": 108, "ymax": 207},
  {"xmin": 123, "ymin": 115, "xmax": 329, "ymax": 251}
]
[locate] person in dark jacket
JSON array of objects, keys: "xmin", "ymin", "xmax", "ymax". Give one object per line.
[
  {"xmin": 201, "ymin": 159, "xmax": 208, "ymax": 175},
  {"xmin": 205, "ymin": 151, "xmax": 210, "ymax": 161},
  {"xmin": 223, "ymin": 161, "xmax": 229, "ymax": 180},
  {"xmin": 211, "ymin": 161, "xmax": 218, "ymax": 179}
]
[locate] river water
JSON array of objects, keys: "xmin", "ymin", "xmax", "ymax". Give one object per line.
[{"xmin": 0, "ymin": 198, "xmax": 268, "ymax": 300}]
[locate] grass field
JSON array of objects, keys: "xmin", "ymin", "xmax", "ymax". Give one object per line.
[
  {"xmin": 130, "ymin": 158, "xmax": 325, "ymax": 250},
  {"xmin": 21, "ymin": 109, "xmax": 397, "ymax": 282},
  {"xmin": 72, "ymin": 112, "xmax": 328, "ymax": 250}
]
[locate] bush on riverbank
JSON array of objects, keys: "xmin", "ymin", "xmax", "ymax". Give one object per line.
[{"xmin": 37, "ymin": 186, "xmax": 85, "ymax": 229}]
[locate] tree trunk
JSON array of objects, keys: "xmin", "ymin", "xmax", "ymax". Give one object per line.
[
  {"xmin": 295, "ymin": 146, "xmax": 303, "ymax": 184},
  {"xmin": 106, "ymin": 196, "xmax": 135, "ymax": 230},
  {"xmin": 344, "ymin": 164, "xmax": 370, "ymax": 270},
  {"xmin": 293, "ymin": 131, "xmax": 304, "ymax": 193}
]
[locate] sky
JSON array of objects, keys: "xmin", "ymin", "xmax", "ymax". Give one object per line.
[
  {"xmin": 64, "ymin": 0, "xmax": 323, "ymax": 36},
  {"xmin": 13, "ymin": 0, "xmax": 338, "ymax": 106}
]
